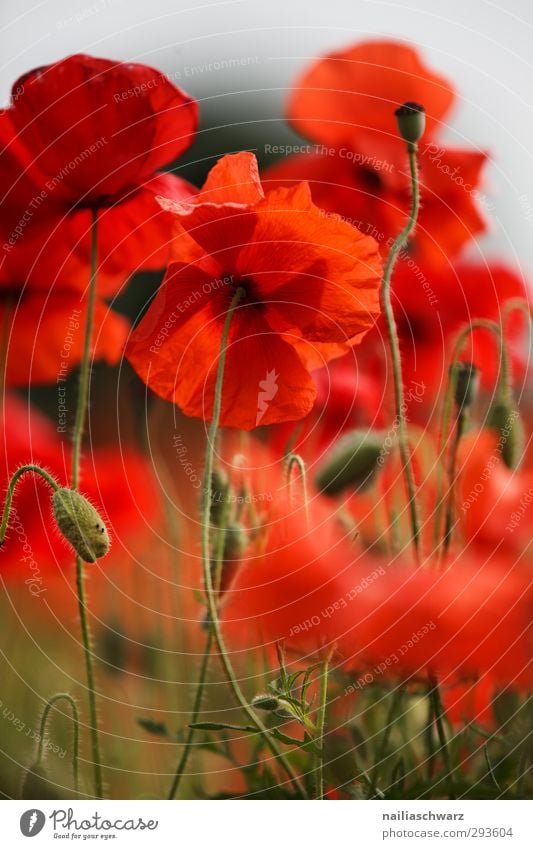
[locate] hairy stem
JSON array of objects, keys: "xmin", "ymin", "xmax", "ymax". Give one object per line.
[
  {"xmin": 37, "ymin": 693, "xmax": 80, "ymax": 793},
  {"xmin": 71, "ymin": 208, "xmax": 103, "ymax": 798},
  {"xmin": 198, "ymin": 287, "xmax": 307, "ymax": 798},
  {"xmin": 381, "ymin": 144, "xmax": 421, "ymax": 558}
]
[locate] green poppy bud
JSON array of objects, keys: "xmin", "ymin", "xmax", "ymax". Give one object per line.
[
  {"xmin": 394, "ymin": 102, "xmax": 426, "ymax": 145},
  {"xmin": 52, "ymin": 488, "xmax": 110, "ymax": 563},
  {"xmin": 209, "ymin": 469, "xmax": 230, "ymax": 525},
  {"xmin": 486, "ymin": 401, "xmax": 524, "ymax": 470},
  {"xmin": 251, "ymin": 694, "xmax": 280, "ymax": 711},
  {"xmin": 315, "ymin": 430, "xmax": 384, "ymax": 495},
  {"xmin": 453, "ymin": 361, "xmax": 480, "ymax": 410}
]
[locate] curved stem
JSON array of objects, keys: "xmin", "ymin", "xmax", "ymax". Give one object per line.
[
  {"xmin": 381, "ymin": 144, "xmax": 421, "ymax": 558},
  {"xmin": 0, "ymin": 465, "xmax": 59, "ymax": 543},
  {"xmin": 433, "ymin": 319, "xmax": 501, "ymax": 551},
  {"xmin": 37, "ymin": 693, "xmax": 80, "ymax": 793},
  {"xmin": 199, "ymin": 287, "xmax": 307, "ymax": 798},
  {"xmin": 286, "ymin": 453, "xmax": 310, "ymax": 525},
  {"xmin": 71, "ymin": 208, "xmax": 103, "ymax": 799}
]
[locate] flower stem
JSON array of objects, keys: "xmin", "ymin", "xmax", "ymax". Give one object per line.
[
  {"xmin": 167, "ymin": 629, "xmax": 213, "ymax": 799},
  {"xmin": 370, "ymin": 684, "xmax": 403, "ymax": 796},
  {"xmin": 433, "ymin": 319, "xmax": 501, "ymax": 552},
  {"xmin": 429, "ymin": 678, "xmax": 455, "ymax": 797},
  {"xmin": 314, "ymin": 654, "xmax": 330, "ymax": 799},
  {"xmin": 168, "ymin": 500, "xmax": 230, "ymax": 800},
  {"xmin": 37, "ymin": 693, "xmax": 80, "ymax": 793},
  {"xmin": 71, "ymin": 208, "xmax": 103, "ymax": 799},
  {"xmin": 286, "ymin": 453, "xmax": 310, "ymax": 525},
  {"xmin": 0, "ymin": 465, "xmax": 59, "ymax": 544},
  {"xmin": 381, "ymin": 144, "xmax": 421, "ymax": 558},
  {"xmin": 199, "ymin": 287, "xmax": 307, "ymax": 798}
]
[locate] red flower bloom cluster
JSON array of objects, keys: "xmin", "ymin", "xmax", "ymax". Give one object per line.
[
  {"xmin": 126, "ymin": 151, "xmax": 382, "ymax": 429},
  {"xmin": 0, "ymin": 54, "xmax": 198, "ymax": 385},
  {"xmin": 222, "ymin": 501, "xmax": 532, "ymax": 692},
  {"xmin": 262, "ymin": 40, "xmax": 528, "ymax": 438},
  {"xmin": 264, "ymin": 40, "xmax": 486, "ymax": 268}
]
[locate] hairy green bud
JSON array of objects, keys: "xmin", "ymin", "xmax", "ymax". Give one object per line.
[
  {"xmin": 315, "ymin": 430, "xmax": 384, "ymax": 495},
  {"xmin": 251, "ymin": 694, "xmax": 280, "ymax": 711},
  {"xmin": 52, "ymin": 488, "xmax": 110, "ymax": 563},
  {"xmin": 453, "ymin": 361, "xmax": 479, "ymax": 410},
  {"xmin": 487, "ymin": 401, "xmax": 524, "ymax": 470}
]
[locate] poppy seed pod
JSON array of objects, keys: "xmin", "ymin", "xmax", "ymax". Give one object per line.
[
  {"xmin": 394, "ymin": 102, "xmax": 426, "ymax": 145},
  {"xmin": 52, "ymin": 488, "xmax": 110, "ymax": 563},
  {"xmin": 315, "ymin": 430, "xmax": 384, "ymax": 495},
  {"xmin": 486, "ymin": 401, "xmax": 524, "ymax": 470}
]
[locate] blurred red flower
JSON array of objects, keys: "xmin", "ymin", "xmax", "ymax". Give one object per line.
[
  {"xmin": 222, "ymin": 492, "xmax": 531, "ymax": 691},
  {"xmin": 457, "ymin": 430, "xmax": 533, "ymax": 555},
  {"xmin": 264, "ymin": 40, "xmax": 488, "ymax": 268},
  {"xmin": 221, "ymin": 499, "xmax": 363, "ymax": 655},
  {"xmin": 0, "ymin": 394, "xmax": 160, "ymax": 582},
  {"xmin": 127, "ymin": 152, "xmax": 382, "ymax": 430}
]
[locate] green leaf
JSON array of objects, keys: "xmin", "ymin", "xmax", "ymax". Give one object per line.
[
  {"xmin": 189, "ymin": 722, "xmax": 257, "ymax": 733},
  {"xmin": 137, "ymin": 719, "xmax": 169, "ymax": 737}
]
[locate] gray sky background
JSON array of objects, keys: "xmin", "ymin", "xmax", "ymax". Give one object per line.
[{"xmin": 1, "ymin": 0, "xmax": 533, "ymax": 278}]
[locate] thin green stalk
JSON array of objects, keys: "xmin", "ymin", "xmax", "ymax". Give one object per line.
[
  {"xmin": 442, "ymin": 404, "xmax": 467, "ymax": 556},
  {"xmin": 0, "ymin": 465, "xmax": 59, "ymax": 543},
  {"xmin": 167, "ymin": 629, "xmax": 213, "ymax": 799},
  {"xmin": 37, "ymin": 693, "xmax": 80, "ymax": 793},
  {"xmin": 433, "ymin": 320, "xmax": 501, "ymax": 551},
  {"xmin": 314, "ymin": 655, "xmax": 330, "ymax": 799},
  {"xmin": 370, "ymin": 685, "xmax": 404, "ymax": 797},
  {"xmin": 199, "ymin": 286, "xmax": 307, "ymax": 798},
  {"xmin": 429, "ymin": 679, "xmax": 455, "ymax": 797},
  {"xmin": 71, "ymin": 209, "xmax": 99, "ymax": 490},
  {"xmin": 71, "ymin": 208, "xmax": 103, "ymax": 799},
  {"xmin": 381, "ymin": 144, "xmax": 421, "ymax": 558},
  {"xmin": 168, "ymin": 495, "xmax": 230, "ymax": 800}
]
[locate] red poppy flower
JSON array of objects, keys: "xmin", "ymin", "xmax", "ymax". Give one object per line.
[
  {"xmin": 0, "ymin": 289, "xmax": 129, "ymax": 387},
  {"xmin": 8, "ymin": 54, "xmax": 197, "ymax": 208},
  {"xmin": 222, "ymin": 492, "xmax": 531, "ymax": 690},
  {"xmin": 457, "ymin": 431, "xmax": 533, "ymax": 555},
  {"xmin": 126, "ymin": 152, "xmax": 382, "ymax": 430},
  {"xmin": 0, "ymin": 60, "xmax": 197, "ymax": 292},
  {"xmin": 326, "ymin": 261, "xmax": 527, "ymax": 419},
  {"xmin": 264, "ymin": 145, "xmax": 487, "ymax": 270},
  {"xmin": 287, "ymin": 40, "xmax": 454, "ymax": 163},
  {"xmin": 221, "ymin": 499, "xmax": 364, "ymax": 655},
  {"xmin": 343, "ymin": 554, "xmax": 532, "ymax": 690},
  {"xmin": 264, "ymin": 40, "xmax": 488, "ymax": 268}
]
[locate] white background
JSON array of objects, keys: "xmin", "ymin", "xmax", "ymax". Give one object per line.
[{"xmin": 1, "ymin": 0, "xmax": 533, "ymax": 274}]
